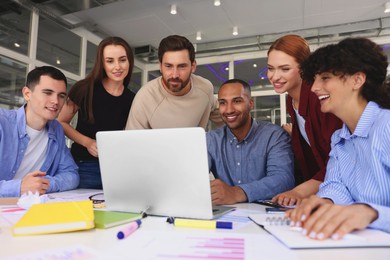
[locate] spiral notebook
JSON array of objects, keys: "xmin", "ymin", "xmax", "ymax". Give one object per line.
[{"xmin": 249, "ymin": 214, "xmax": 390, "ymax": 249}]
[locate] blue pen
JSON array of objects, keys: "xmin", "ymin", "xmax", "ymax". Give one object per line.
[{"xmin": 117, "ymin": 219, "xmax": 142, "ymax": 240}]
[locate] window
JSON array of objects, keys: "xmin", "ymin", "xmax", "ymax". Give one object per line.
[
  {"xmin": 148, "ymin": 70, "xmax": 161, "ymax": 81},
  {"xmin": 129, "ymin": 66, "xmax": 142, "ymax": 93},
  {"xmin": 86, "ymin": 41, "xmax": 98, "ymax": 75},
  {"xmin": 37, "ymin": 17, "xmax": 81, "ymax": 74},
  {"xmin": 233, "ymin": 57, "xmax": 271, "ymax": 91},
  {"xmin": 196, "ymin": 62, "xmax": 229, "ymax": 93},
  {"xmin": 0, "ymin": 56, "xmax": 27, "ymax": 109},
  {"xmin": 0, "ymin": 6, "xmax": 30, "ymax": 56}
]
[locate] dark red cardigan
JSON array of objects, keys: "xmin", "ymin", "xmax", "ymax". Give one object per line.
[{"xmin": 287, "ymin": 81, "xmax": 343, "ymax": 184}]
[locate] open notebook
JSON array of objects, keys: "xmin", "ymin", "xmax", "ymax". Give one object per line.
[
  {"xmin": 249, "ymin": 214, "xmax": 390, "ymax": 249},
  {"xmin": 96, "ymin": 128, "xmax": 234, "ymax": 220}
]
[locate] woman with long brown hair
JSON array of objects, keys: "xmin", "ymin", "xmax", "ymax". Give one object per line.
[{"xmin": 58, "ymin": 36, "xmax": 135, "ymax": 189}]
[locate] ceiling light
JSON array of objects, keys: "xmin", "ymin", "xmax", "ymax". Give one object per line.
[
  {"xmin": 385, "ymin": 2, "xmax": 390, "ymax": 13},
  {"xmin": 196, "ymin": 31, "xmax": 202, "ymax": 41},
  {"xmin": 170, "ymin": 4, "xmax": 177, "ymax": 15},
  {"xmin": 214, "ymin": 0, "xmax": 221, "ymax": 6},
  {"xmin": 56, "ymin": 58, "xmax": 61, "ymax": 65},
  {"xmin": 253, "ymin": 64, "xmax": 257, "ymax": 68},
  {"xmin": 232, "ymin": 26, "xmax": 238, "ymax": 36},
  {"xmin": 14, "ymin": 42, "xmax": 20, "ymax": 48}
]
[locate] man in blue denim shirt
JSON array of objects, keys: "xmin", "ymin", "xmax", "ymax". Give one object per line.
[
  {"xmin": 207, "ymin": 79, "xmax": 294, "ymax": 205},
  {"xmin": 0, "ymin": 66, "xmax": 79, "ymax": 197}
]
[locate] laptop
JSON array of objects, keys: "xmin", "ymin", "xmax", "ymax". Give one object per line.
[{"xmin": 96, "ymin": 127, "xmax": 234, "ymax": 219}]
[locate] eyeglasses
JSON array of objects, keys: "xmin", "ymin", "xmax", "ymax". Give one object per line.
[{"xmin": 89, "ymin": 193, "xmax": 105, "ymax": 208}]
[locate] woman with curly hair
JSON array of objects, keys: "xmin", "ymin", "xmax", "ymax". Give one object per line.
[{"xmin": 288, "ymin": 37, "xmax": 390, "ymax": 240}]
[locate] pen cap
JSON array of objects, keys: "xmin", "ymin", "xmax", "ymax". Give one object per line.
[
  {"xmin": 135, "ymin": 219, "xmax": 142, "ymax": 226},
  {"xmin": 216, "ymin": 221, "xmax": 232, "ymax": 229}
]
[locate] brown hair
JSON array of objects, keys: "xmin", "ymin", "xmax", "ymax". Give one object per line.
[
  {"xmin": 268, "ymin": 34, "xmax": 310, "ymax": 67},
  {"xmin": 158, "ymin": 35, "xmax": 195, "ymax": 63},
  {"xmin": 68, "ymin": 36, "xmax": 134, "ymax": 123},
  {"xmin": 26, "ymin": 66, "xmax": 67, "ymax": 91}
]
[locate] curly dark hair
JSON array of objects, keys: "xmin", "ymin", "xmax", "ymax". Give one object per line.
[{"xmin": 301, "ymin": 37, "xmax": 390, "ymax": 108}]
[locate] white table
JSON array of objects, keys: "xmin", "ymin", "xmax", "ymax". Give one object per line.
[{"xmin": 1, "ymin": 189, "xmax": 389, "ymax": 259}]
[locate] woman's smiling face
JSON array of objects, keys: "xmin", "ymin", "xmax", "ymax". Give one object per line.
[{"xmin": 267, "ymin": 50, "xmax": 302, "ymax": 95}]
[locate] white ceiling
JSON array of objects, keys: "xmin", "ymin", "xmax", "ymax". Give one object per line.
[{"xmin": 59, "ymin": 0, "xmax": 390, "ymax": 50}]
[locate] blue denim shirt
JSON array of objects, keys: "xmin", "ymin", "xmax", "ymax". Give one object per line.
[
  {"xmin": 207, "ymin": 119, "xmax": 294, "ymax": 202},
  {"xmin": 0, "ymin": 106, "xmax": 79, "ymax": 197}
]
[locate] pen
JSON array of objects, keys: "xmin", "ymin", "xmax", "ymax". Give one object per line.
[
  {"xmin": 172, "ymin": 218, "xmax": 233, "ymax": 229},
  {"xmin": 1, "ymin": 207, "xmax": 25, "ymax": 213},
  {"xmin": 117, "ymin": 219, "xmax": 142, "ymax": 240}
]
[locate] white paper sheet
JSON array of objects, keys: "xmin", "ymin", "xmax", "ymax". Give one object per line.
[{"xmin": 102, "ymin": 230, "xmax": 299, "ymax": 259}]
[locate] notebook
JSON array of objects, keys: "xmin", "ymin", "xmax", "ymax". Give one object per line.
[
  {"xmin": 249, "ymin": 213, "xmax": 390, "ymax": 249},
  {"xmin": 96, "ymin": 127, "xmax": 234, "ymax": 220},
  {"xmin": 94, "ymin": 210, "xmax": 142, "ymax": 229},
  {"xmin": 12, "ymin": 200, "xmax": 94, "ymax": 236}
]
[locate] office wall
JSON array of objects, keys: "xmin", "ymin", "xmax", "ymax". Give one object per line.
[{"xmin": 1, "ymin": 6, "xmax": 390, "ymax": 128}]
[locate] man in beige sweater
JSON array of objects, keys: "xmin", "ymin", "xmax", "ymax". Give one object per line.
[{"xmin": 125, "ymin": 35, "xmax": 221, "ymax": 130}]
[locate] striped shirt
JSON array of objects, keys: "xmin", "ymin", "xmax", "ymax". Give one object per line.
[{"xmin": 317, "ymin": 101, "xmax": 390, "ymax": 233}]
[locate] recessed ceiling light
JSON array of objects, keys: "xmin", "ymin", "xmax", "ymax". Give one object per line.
[
  {"xmin": 196, "ymin": 31, "xmax": 202, "ymax": 41},
  {"xmin": 170, "ymin": 4, "xmax": 177, "ymax": 15},
  {"xmin": 233, "ymin": 26, "xmax": 238, "ymax": 36},
  {"xmin": 385, "ymin": 2, "xmax": 390, "ymax": 13}
]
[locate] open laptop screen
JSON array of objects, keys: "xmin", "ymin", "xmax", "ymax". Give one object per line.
[{"xmin": 96, "ymin": 127, "xmax": 217, "ymax": 219}]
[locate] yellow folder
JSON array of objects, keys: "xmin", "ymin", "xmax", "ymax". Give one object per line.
[{"xmin": 12, "ymin": 200, "xmax": 95, "ymax": 236}]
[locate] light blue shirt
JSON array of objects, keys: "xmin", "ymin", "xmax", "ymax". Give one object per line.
[
  {"xmin": 318, "ymin": 102, "xmax": 390, "ymax": 233},
  {"xmin": 207, "ymin": 119, "xmax": 295, "ymax": 202},
  {"xmin": 0, "ymin": 106, "xmax": 79, "ymax": 197}
]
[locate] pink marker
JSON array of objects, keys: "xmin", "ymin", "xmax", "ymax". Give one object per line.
[
  {"xmin": 117, "ymin": 219, "xmax": 142, "ymax": 240},
  {"xmin": 2, "ymin": 207, "xmax": 25, "ymax": 213}
]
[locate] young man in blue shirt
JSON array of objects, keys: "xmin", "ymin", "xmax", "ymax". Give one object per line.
[
  {"xmin": 0, "ymin": 66, "xmax": 79, "ymax": 197},
  {"xmin": 207, "ymin": 79, "xmax": 294, "ymax": 205}
]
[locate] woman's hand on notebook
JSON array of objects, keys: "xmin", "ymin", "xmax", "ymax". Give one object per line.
[{"xmin": 286, "ymin": 195, "xmax": 378, "ymax": 240}]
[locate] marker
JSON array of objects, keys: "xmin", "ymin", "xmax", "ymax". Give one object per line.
[
  {"xmin": 173, "ymin": 218, "xmax": 233, "ymax": 229},
  {"xmin": 1, "ymin": 207, "xmax": 25, "ymax": 213},
  {"xmin": 117, "ymin": 219, "xmax": 142, "ymax": 240}
]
